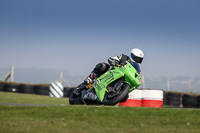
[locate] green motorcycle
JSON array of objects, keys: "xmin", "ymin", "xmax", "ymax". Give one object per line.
[{"xmin": 69, "ymin": 61, "xmax": 141, "ymax": 105}]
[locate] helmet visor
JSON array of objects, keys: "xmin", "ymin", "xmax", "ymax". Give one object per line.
[
  {"xmin": 131, "ymin": 53, "xmax": 143, "ymax": 64},
  {"xmin": 134, "ymin": 57, "xmax": 143, "ymax": 63}
]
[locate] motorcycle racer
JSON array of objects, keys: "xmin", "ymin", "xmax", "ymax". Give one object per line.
[{"xmin": 84, "ymin": 48, "xmax": 144, "ymax": 88}]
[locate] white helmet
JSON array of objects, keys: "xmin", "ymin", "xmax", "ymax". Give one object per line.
[{"xmin": 131, "ymin": 48, "xmax": 144, "ymax": 64}]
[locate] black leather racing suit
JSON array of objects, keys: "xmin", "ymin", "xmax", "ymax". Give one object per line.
[{"xmin": 86, "ymin": 54, "xmax": 131, "ymax": 83}]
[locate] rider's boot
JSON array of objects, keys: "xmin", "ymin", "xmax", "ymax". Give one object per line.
[{"xmin": 74, "ymin": 72, "xmax": 97, "ymax": 95}]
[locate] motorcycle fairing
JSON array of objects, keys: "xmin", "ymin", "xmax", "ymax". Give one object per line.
[
  {"xmin": 93, "ymin": 69, "xmax": 124, "ymax": 102},
  {"xmin": 81, "ymin": 87, "xmax": 101, "ymax": 102}
]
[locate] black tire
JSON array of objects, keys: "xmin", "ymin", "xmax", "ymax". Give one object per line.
[
  {"xmin": 69, "ymin": 90, "xmax": 84, "ymax": 105},
  {"xmin": 0, "ymin": 82, "xmax": 5, "ymax": 91},
  {"xmin": 167, "ymin": 92, "xmax": 182, "ymax": 100},
  {"xmin": 5, "ymin": 83, "xmax": 20, "ymax": 93},
  {"xmin": 64, "ymin": 87, "xmax": 70, "ymax": 97},
  {"xmin": 103, "ymin": 82, "xmax": 130, "ymax": 106},
  {"xmin": 19, "ymin": 84, "xmax": 35, "ymax": 94},
  {"xmin": 197, "ymin": 96, "xmax": 200, "ymax": 108},
  {"xmin": 34, "ymin": 85, "xmax": 49, "ymax": 95},
  {"xmin": 182, "ymin": 94, "xmax": 198, "ymax": 108},
  {"xmin": 166, "ymin": 92, "xmax": 182, "ymax": 108},
  {"xmin": 120, "ymin": 94, "xmax": 129, "ymax": 102},
  {"xmin": 163, "ymin": 91, "xmax": 168, "ymax": 105}
]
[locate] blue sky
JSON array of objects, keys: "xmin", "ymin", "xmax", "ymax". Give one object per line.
[{"xmin": 0, "ymin": 0, "xmax": 200, "ymax": 83}]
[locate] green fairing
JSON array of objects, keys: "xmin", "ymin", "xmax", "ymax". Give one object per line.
[{"xmin": 93, "ymin": 61, "xmax": 141, "ymax": 102}]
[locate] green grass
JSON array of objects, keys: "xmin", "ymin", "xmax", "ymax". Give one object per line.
[
  {"xmin": 1, "ymin": 92, "xmax": 200, "ymax": 133},
  {"xmin": 0, "ymin": 92, "xmax": 68, "ymax": 105}
]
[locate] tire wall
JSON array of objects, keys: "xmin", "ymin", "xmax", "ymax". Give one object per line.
[
  {"xmin": 0, "ymin": 82, "xmax": 5, "ymax": 91},
  {"xmin": 34, "ymin": 85, "xmax": 50, "ymax": 95},
  {"xmin": 163, "ymin": 91, "xmax": 200, "ymax": 108},
  {"xmin": 0, "ymin": 82, "xmax": 49, "ymax": 95},
  {"xmin": 0, "ymin": 82, "xmax": 75, "ymax": 97},
  {"xmin": 163, "ymin": 92, "xmax": 182, "ymax": 108},
  {"xmin": 4, "ymin": 83, "xmax": 20, "ymax": 93},
  {"xmin": 0, "ymin": 81, "xmax": 77, "ymax": 97},
  {"xmin": 19, "ymin": 84, "xmax": 35, "ymax": 94},
  {"xmin": 198, "ymin": 96, "xmax": 200, "ymax": 108},
  {"xmin": 182, "ymin": 94, "xmax": 198, "ymax": 108}
]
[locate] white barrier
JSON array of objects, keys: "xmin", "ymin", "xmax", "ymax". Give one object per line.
[
  {"xmin": 128, "ymin": 90, "xmax": 143, "ymax": 99},
  {"xmin": 142, "ymin": 90, "xmax": 163, "ymax": 100},
  {"xmin": 142, "ymin": 90, "xmax": 163, "ymax": 108},
  {"xmin": 120, "ymin": 89, "xmax": 164, "ymax": 108},
  {"xmin": 120, "ymin": 90, "xmax": 143, "ymax": 107},
  {"xmin": 49, "ymin": 82, "xmax": 64, "ymax": 98}
]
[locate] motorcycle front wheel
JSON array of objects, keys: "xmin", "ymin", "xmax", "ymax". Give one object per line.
[
  {"xmin": 69, "ymin": 90, "xmax": 84, "ymax": 105},
  {"xmin": 103, "ymin": 82, "xmax": 130, "ymax": 106}
]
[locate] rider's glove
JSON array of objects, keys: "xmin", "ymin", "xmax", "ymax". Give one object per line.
[
  {"xmin": 84, "ymin": 73, "xmax": 97, "ymax": 85},
  {"xmin": 84, "ymin": 76, "xmax": 93, "ymax": 84},
  {"xmin": 108, "ymin": 58, "xmax": 119, "ymax": 66}
]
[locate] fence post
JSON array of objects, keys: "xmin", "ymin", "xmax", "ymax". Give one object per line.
[
  {"xmin": 59, "ymin": 71, "xmax": 70, "ymax": 87},
  {"xmin": 167, "ymin": 78, "xmax": 170, "ymax": 91},
  {"xmin": 59, "ymin": 71, "xmax": 63, "ymax": 83},
  {"xmin": 0, "ymin": 65, "xmax": 14, "ymax": 81},
  {"xmin": 141, "ymin": 74, "xmax": 145, "ymax": 89},
  {"xmin": 188, "ymin": 80, "xmax": 191, "ymax": 94},
  {"xmin": 10, "ymin": 66, "xmax": 14, "ymax": 81}
]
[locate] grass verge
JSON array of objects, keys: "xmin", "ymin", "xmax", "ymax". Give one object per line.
[
  {"xmin": 0, "ymin": 92, "xmax": 68, "ymax": 105},
  {"xmin": 0, "ymin": 92, "xmax": 200, "ymax": 133}
]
